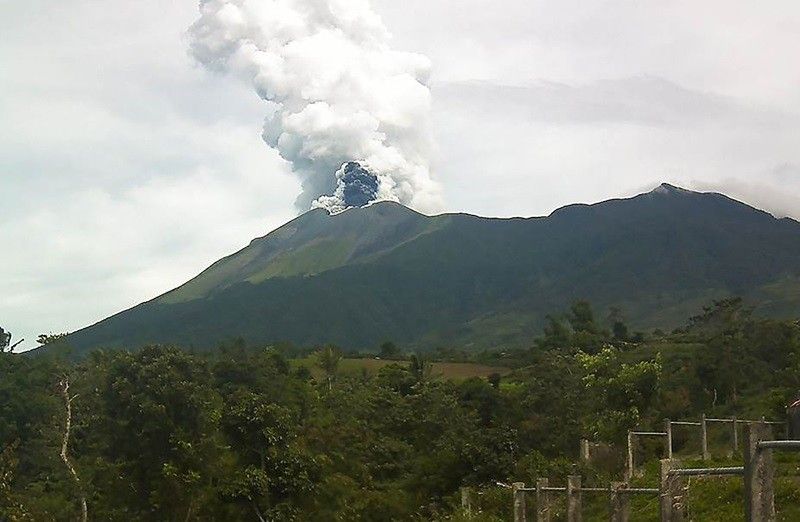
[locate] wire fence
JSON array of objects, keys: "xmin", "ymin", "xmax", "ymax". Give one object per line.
[{"xmin": 466, "ymin": 415, "xmax": 795, "ymax": 521}]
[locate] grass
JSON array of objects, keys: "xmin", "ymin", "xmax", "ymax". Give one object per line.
[
  {"xmin": 248, "ymin": 238, "xmax": 355, "ymax": 282},
  {"xmin": 291, "ymin": 357, "xmax": 511, "ymax": 382}
]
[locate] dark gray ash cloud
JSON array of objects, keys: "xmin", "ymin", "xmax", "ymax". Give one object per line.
[{"xmin": 339, "ymin": 162, "xmax": 381, "ymax": 210}]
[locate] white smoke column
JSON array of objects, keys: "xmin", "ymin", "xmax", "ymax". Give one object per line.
[{"xmin": 188, "ymin": 0, "xmax": 442, "ymax": 213}]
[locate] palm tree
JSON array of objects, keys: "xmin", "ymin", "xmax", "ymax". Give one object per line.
[
  {"xmin": 315, "ymin": 345, "xmax": 342, "ymax": 391},
  {"xmin": 409, "ymin": 354, "xmax": 432, "ymax": 384}
]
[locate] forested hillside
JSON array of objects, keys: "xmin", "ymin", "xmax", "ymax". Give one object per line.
[
  {"xmin": 4, "ymin": 299, "xmax": 800, "ymax": 520},
  {"xmin": 60, "ymin": 184, "xmax": 800, "ymax": 356}
]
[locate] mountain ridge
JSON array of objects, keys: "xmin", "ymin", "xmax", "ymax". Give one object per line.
[{"xmin": 60, "ymin": 183, "xmax": 800, "ymax": 354}]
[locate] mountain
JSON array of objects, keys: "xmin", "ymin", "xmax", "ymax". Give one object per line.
[{"xmin": 62, "ymin": 184, "xmax": 800, "ymax": 354}]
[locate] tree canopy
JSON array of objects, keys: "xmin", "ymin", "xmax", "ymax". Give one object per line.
[{"xmin": 3, "ymin": 300, "xmax": 800, "ymax": 520}]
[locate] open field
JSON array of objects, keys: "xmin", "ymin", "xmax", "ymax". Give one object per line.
[{"xmin": 291, "ymin": 357, "xmax": 511, "ymax": 381}]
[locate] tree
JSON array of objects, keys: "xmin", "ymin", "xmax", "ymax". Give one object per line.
[
  {"xmin": 316, "ymin": 345, "xmax": 342, "ymax": 391},
  {"xmin": 0, "ymin": 328, "xmax": 10, "ymax": 352},
  {"xmin": 57, "ymin": 378, "xmax": 87, "ymax": 522},
  {"xmin": 91, "ymin": 346, "xmax": 222, "ymax": 519},
  {"xmin": 513, "ymin": 352, "xmax": 585, "ymax": 455},
  {"xmin": 578, "ymin": 347, "xmax": 661, "ymax": 441},
  {"xmin": 379, "ymin": 341, "xmax": 400, "ymax": 359},
  {"xmin": 536, "ymin": 315, "xmax": 572, "ymax": 350},
  {"xmin": 564, "ymin": 301, "xmax": 610, "ymax": 354},
  {"xmin": 37, "ymin": 333, "xmax": 68, "ymax": 346},
  {"xmin": 689, "ymin": 298, "xmax": 753, "ymax": 405},
  {"xmin": 220, "ymin": 391, "xmax": 318, "ymax": 520},
  {"xmin": 608, "ymin": 307, "xmax": 630, "ymax": 341},
  {"xmin": 568, "ymin": 301, "xmax": 598, "ymax": 334},
  {"xmin": 0, "ymin": 442, "xmax": 29, "ymax": 520},
  {"xmin": 408, "ymin": 354, "xmax": 432, "ymax": 383},
  {"xmin": 536, "ymin": 302, "xmax": 609, "ymax": 353},
  {"xmin": 687, "ymin": 297, "xmax": 750, "ymax": 332},
  {"xmin": 612, "ymin": 321, "xmax": 629, "ymax": 341},
  {"xmin": 376, "ymin": 364, "xmax": 416, "ymax": 395},
  {"xmin": 0, "ymin": 327, "xmax": 21, "ymax": 353}
]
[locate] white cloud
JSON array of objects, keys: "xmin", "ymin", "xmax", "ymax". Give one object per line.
[
  {"xmin": 0, "ymin": 0, "xmax": 297, "ymax": 350},
  {"xmin": 2, "ymin": 0, "xmax": 800, "ymax": 350},
  {"xmin": 187, "ymin": 0, "xmax": 441, "ymax": 213},
  {"xmin": 372, "ymin": 0, "xmax": 800, "ymax": 105},
  {"xmin": 690, "ymin": 163, "xmax": 800, "ymax": 220},
  {"xmin": 430, "ymin": 77, "xmax": 800, "ymax": 217}
]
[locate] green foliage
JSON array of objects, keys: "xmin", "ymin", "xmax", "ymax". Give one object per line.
[
  {"xmin": 536, "ymin": 315, "xmax": 572, "ymax": 351},
  {"xmin": 0, "ymin": 343, "xmax": 526, "ymax": 519},
  {"xmin": 612, "ymin": 321, "xmax": 629, "ymax": 341},
  {"xmin": 568, "ymin": 301, "xmax": 598, "ymax": 334},
  {"xmin": 0, "ymin": 443, "xmax": 32, "ymax": 520},
  {"xmin": 578, "ymin": 347, "xmax": 662, "ymax": 441},
  {"xmin": 315, "ymin": 345, "xmax": 342, "ymax": 390},
  {"xmin": 0, "ymin": 327, "xmax": 10, "ymax": 352},
  {"xmin": 535, "ymin": 301, "xmax": 612, "ymax": 354},
  {"xmin": 379, "ymin": 341, "xmax": 400, "ymax": 358},
  {"xmin": 220, "ymin": 392, "xmax": 319, "ymax": 519},
  {"xmin": 5, "ymin": 301, "xmax": 800, "ymax": 519},
  {"xmin": 608, "ymin": 307, "xmax": 629, "ymax": 341},
  {"xmin": 408, "ymin": 353, "xmax": 432, "ymax": 383},
  {"xmin": 36, "ymin": 333, "xmax": 69, "ymax": 346}
]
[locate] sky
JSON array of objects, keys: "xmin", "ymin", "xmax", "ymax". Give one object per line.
[{"xmin": 2, "ymin": 0, "xmax": 799, "ymax": 350}]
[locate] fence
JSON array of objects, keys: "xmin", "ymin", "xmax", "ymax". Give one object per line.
[
  {"xmin": 627, "ymin": 414, "xmax": 785, "ymax": 479},
  {"xmin": 494, "ymin": 477, "xmax": 658, "ymax": 522},
  {"xmin": 659, "ymin": 422, "xmax": 800, "ymax": 521},
  {"xmin": 484, "ymin": 416, "xmax": 796, "ymax": 522},
  {"xmin": 659, "ymin": 460, "xmax": 744, "ymax": 521}
]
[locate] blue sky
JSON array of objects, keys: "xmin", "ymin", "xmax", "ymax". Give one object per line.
[{"xmin": 2, "ymin": 0, "xmax": 799, "ymax": 350}]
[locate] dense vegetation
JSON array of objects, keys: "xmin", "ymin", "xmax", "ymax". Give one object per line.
[
  {"xmin": 3, "ymin": 298, "xmax": 800, "ymax": 520},
  {"xmin": 63, "ymin": 186, "xmax": 800, "ymax": 355}
]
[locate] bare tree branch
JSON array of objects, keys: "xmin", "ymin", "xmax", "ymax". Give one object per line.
[
  {"xmin": 59, "ymin": 378, "xmax": 88, "ymax": 522},
  {"xmin": 251, "ymin": 499, "xmax": 267, "ymax": 522}
]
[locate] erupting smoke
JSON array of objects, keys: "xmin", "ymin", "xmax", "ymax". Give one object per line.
[
  {"xmin": 188, "ymin": 0, "xmax": 442, "ymax": 213},
  {"xmin": 315, "ymin": 161, "xmax": 379, "ymax": 212}
]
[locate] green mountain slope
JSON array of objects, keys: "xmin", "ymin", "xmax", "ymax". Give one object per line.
[
  {"xmin": 158, "ymin": 202, "xmax": 445, "ymax": 303},
  {"xmin": 62, "ymin": 184, "xmax": 800, "ymax": 354}
]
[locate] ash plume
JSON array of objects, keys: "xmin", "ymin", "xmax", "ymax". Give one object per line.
[
  {"xmin": 188, "ymin": 0, "xmax": 442, "ymax": 213},
  {"xmin": 314, "ymin": 161, "xmax": 379, "ymax": 212}
]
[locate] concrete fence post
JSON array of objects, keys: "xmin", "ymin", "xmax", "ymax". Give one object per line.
[
  {"xmin": 513, "ymin": 482, "xmax": 527, "ymax": 522},
  {"xmin": 625, "ymin": 431, "xmax": 634, "ymax": 481},
  {"xmin": 659, "ymin": 459, "xmax": 672, "ymax": 521},
  {"xmin": 460, "ymin": 486, "xmax": 471, "ymax": 516},
  {"xmin": 665, "ymin": 418, "xmax": 673, "ymax": 459},
  {"xmin": 567, "ymin": 475, "xmax": 581, "ymax": 522},
  {"xmin": 659, "ymin": 459, "xmax": 685, "ymax": 521},
  {"xmin": 580, "ymin": 439, "xmax": 590, "ymax": 463},
  {"xmin": 732, "ymin": 416, "xmax": 739, "ymax": 453},
  {"xmin": 743, "ymin": 423, "xmax": 775, "ymax": 522},
  {"xmin": 701, "ymin": 413, "xmax": 710, "ymax": 461},
  {"xmin": 609, "ymin": 482, "xmax": 629, "ymax": 522},
  {"xmin": 535, "ymin": 478, "xmax": 549, "ymax": 522}
]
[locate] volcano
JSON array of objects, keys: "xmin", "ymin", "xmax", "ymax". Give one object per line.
[{"xmin": 61, "ymin": 184, "xmax": 800, "ymax": 355}]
